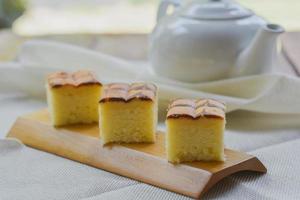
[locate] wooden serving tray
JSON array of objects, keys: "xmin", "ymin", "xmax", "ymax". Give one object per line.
[{"xmin": 7, "ymin": 110, "xmax": 266, "ymax": 199}]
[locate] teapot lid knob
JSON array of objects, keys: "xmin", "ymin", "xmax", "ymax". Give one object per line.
[{"xmin": 181, "ymin": 0, "xmax": 253, "ymax": 20}]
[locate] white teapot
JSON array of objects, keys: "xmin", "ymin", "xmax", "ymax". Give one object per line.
[{"xmin": 149, "ymin": 0, "xmax": 284, "ymax": 82}]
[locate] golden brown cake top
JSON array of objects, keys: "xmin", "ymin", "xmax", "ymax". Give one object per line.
[
  {"xmin": 99, "ymin": 83, "xmax": 157, "ymax": 103},
  {"xmin": 167, "ymin": 99, "xmax": 225, "ymax": 119},
  {"xmin": 47, "ymin": 70, "xmax": 101, "ymax": 88}
]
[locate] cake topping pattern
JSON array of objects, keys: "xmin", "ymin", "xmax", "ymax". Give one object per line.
[
  {"xmin": 99, "ymin": 83, "xmax": 157, "ymax": 103},
  {"xmin": 167, "ymin": 99, "xmax": 225, "ymax": 119},
  {"xmin": 47, "ymin": 70, "xmax": 101, "ymax": 88}
]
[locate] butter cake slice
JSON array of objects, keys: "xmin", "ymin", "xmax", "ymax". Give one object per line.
[
  {"xmin": 46, "ymin": 70, "xmax": 102, "ymax": 126},
  {"xmin": 166, "ymin": 99, "xmax": 226, "ymax": 163},
  {"xmin": 99, "ymin": 83, "xmax": 158, "ymax": 144}
]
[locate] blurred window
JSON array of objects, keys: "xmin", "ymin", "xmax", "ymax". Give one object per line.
[{"xmin": 0, "ymin": 0, "xmax": 298, "ymax": 35}]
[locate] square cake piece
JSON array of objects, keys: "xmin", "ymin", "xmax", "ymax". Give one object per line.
[
  {"xmin": 46, "ymin": 70, "xmax": 102, "ymax": 126},
  {"xmin": 166, "ymin": 99, "xmax": 226, "ymax": 163},
  {"xmin": 99, "ymin": 83, "xmax": 157, "ymax": 144}
]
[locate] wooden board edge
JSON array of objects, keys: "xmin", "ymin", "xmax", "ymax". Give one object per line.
[
  {"xmin": 7, "ymin": 114, "xmax": 267, "ymax": 199},
  {"xmin": 7, "ymin": 116, "xmax": 212, "ymax": 199},
  {"xmin": 198, "ymin": 156, "xmax": 267, "ymax": 197}
]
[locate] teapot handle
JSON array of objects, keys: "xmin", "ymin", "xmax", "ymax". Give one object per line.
[{"xmin": 157, "ymin": 0, "xmax": 181, "ymax": 22}]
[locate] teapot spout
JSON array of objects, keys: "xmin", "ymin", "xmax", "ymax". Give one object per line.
[{"xmin": 234, "ymin": 24, "xmax": 284, "ymax": 77}]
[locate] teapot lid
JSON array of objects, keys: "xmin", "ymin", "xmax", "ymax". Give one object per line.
[{"xmin": 181, "ymin": 0, "xmax": 253, "ymax": 20}]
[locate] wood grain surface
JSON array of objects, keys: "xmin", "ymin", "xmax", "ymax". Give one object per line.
[{"xmin": 7, "ymin": 110, "xmax": 267, "ymax": 199}]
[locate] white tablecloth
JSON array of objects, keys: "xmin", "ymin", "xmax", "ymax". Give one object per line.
[{"xmin": 0, "ymin": 40, "xmax": 300, "ymax": 200}]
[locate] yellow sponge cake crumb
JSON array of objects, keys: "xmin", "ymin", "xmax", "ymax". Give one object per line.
[
  {"xmin": 99, "ymin": 83, "xmax": 157, "ymax": 144},
  {"xmin": 46, "ymin": 70, "xmax": 102, "ymax": 126},
  {"xmin": 166, "ymin": 99, "xmax": 226, "ymax": 163}
]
